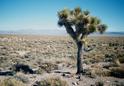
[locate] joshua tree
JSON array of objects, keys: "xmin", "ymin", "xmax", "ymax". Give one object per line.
[{"xmin": 57, "ymin": 7, "xmax": 107, "ymax": 74}]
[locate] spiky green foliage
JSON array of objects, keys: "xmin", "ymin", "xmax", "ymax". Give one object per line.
[
  {"xmin": 97, "ymin": 24, "xmax": 107, "ymax": 34},
  {"xmin": 58, "ymin": 7, "xmax": 107, "ymax": 41},
  {"xmin": 83, "ymin": 10, "xmax": 90, "ymax": 16}
]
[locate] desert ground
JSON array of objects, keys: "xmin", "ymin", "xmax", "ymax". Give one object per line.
[{"xmin": 0, "ymin": 34, "xmax": 124, "ymax": 86}]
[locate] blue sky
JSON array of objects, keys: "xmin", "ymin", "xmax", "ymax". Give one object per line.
[{"xmin": 0, "ymin": 0, "xmax": 124, "ymax": 32}]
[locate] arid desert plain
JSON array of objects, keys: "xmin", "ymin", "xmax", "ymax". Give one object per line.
[{"xmin": 0, "ymin": 34, "xmax": 124, "ymax": 86}]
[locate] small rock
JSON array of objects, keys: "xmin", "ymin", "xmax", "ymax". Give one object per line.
[
  {"xmin": 72, "ymin": 82, "xmax": 78, "ymax": 86},
  {"xmin": 62, "ymin": 73, "xmax": 66, "ymax": 76},
  {"xmin": 106, "ymin": 81, "xmax": 110, "ymax": 83},
  {"xmin": 76, "ymin": 75, "xmax": 81, "ymax": 80}
]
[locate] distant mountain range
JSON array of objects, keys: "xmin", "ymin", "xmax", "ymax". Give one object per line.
[
  {"xmin": 0, "ymin": 29, "xmax": 124, "ymax": 36},
  {"xmin": 0, "ymin": 29, "xmax": 66, "ymax": 35},
  {"xmin": 90, "ymin": 32, "xmax": 124, "ymax": 36}
]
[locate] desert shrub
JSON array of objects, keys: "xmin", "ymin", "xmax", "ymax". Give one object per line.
[
  {"xmin": 109, "ymin": 43, "xmax": 119, "ymax": 47},
  {"xmin": 14, "ymin": 72, "xmax": 29, "ymax": 83},
  {"xmin": 110, "ymin": 81, "xmax": 124, "ymax": 86},
  {"xmin": 38, "ymin": 62, "xmax": 58, "ymax": 73},
  {"xmin": 35, "ymin": 68, "xmax": 44, "ymax": 74},
  {"xmin": 104, "ymin": 54, "xmax": 115, "ymax": 62},
  {"xmin": 95, "ymin": 81, "xmax": 104, "ymax": 86},
  {"xmin": 35, "ymin": 77, "xmax": 69, "ymax": 86},
  {"xmin": 84, "ymin": 59, "xmax": 91, "ymax": 65},
  {"xmin": 0, "ymin": 78, "xmax": 25, "ymax": 86}
]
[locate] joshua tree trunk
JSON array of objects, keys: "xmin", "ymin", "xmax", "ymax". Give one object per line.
[
  {"xmin": 63, "ymin": 23, "xmax": 83, "ymax": 74},
  {"xmin": 76, "ymin": 41, "xmax": 83, "ymax": 74}
]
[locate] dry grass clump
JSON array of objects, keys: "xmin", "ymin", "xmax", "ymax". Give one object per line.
[
  {"xmin": 89, "ymin": 64, "xmax": 111, "ymax": 77},
  {"xmin": 88, "ymin": 68, "xmax": 111, "ymax": 77},
  {"xmin": 14, "ymin": 72, "xmax": 29, "ymax": 83},
  {"xmin": 95, "ymin": 68, "xmax": 111, "ymax": 76},
  {"xmin": 35, "ymin": 77, "xmax": 69, "ymax": 86},
  {"xmin": 38, "ymin": 62, "xmax": 58, "ymax": 73},
  {"xmin": 0, "ymin": 78, "xmax": 25, "ymax": 86}
]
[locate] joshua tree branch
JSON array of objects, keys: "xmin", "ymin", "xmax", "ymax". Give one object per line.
[{"xmin": 64, "ymin": 23, "xmax": 78, "ymax": 42}]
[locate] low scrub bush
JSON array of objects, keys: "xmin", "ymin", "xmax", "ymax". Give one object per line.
[{"xmin": 35, "ymin": 77, "xmax": 68, "ymax": 86}]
